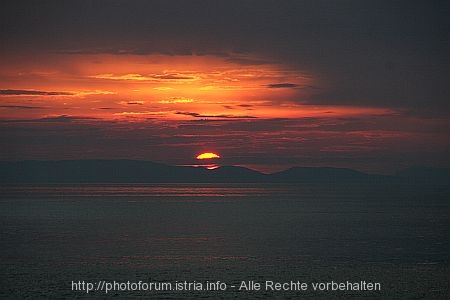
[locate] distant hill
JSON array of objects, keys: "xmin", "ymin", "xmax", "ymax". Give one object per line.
[
  {"xmin": 203, "ymin": 165, "xmax": 266, "ymax": 182},
  {"xmin": 395, "ymin": 167, "xmax": 450, "ymax": 185},
  {"xmin": 0, "ymin": 160, "xmax": 448, "ymax": 185},
  {"xmin": 0, "ymin": 160, "xmax": 195, "ymax": 183},
  {"xmin": 0, "ymin": 160, "xmax": 264, "ymax": 183}
]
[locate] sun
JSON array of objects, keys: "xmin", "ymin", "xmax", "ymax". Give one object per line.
[{"xmin": 196, "ymin": 152, "xmax": 221, "ymax": 160}]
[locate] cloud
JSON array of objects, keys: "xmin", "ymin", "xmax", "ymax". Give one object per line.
[
  {"xmin": 239, "ymin": 104, "xmax": 254, "ymax": 108},
  {"xmin": 95, "ymin": 107, "xmax": 115, "ymax": 110},
  {"xmin": 0, "ymin": 0, "xmax": 448, "ymax": 172},
  {"xmin": 119, "ymin": 101, "xmax": 145, "ymax": 105},
  {"xmin": 158, "ymin": 97, "xmax": 194, "ymax": 104},
  {"xmin": 266, "ymin": 83, "xmax": 299, "ymax": 89},
  {"xmin": 0, "ymin": 105, "xmax": 46, "ymax": 109},
  {"xmin": 114, "ymin": 111, "xmax": 167, "ymax": 116},
  {"xmin": 3, "ymin": 1, "xmax": 448, "ymax": 109},
  {"xmin": 37, "ymin": 115, "xmax": 97, "ymax": 122},
  {"xmin": 152, "ymin": 73, "xmax": 195, "ymax": 80},
  {"xmin": 54, "ymin": 47, "xmax": 257, "ymax": 62},
  {"xmin": 75, "ymin": 90, "xmax": 116, "ymax": 96},
  {"xmin": 222, "ymin": 104, "xmax": 254, "ymax": 110},
  {"xmin": 0, "ymin": 89, "xmax": 114, "ymax": 97},
  {"xmin": 175, "ymin": 111, "xmax": 257, "ymax": 119},
  {"xmin": 92, "ymin": 74, "xmax": 150, "ymax": 81},
  {"xmin": 54, "ymin": 47, "xmax": 196, "ymax": 56},
  {"xmin": 225, "ymin": 57, "xmax": 271, "ymax": 65},
  {"xmin": 91, "ymin": 73, "xmax": 198, "ymax": 82},
  {"xmin": 0, "ymin": 115, "xmax": 97, "ymax": 123},
  {"xmin": 0, "ymin": 89, "xmax": 74, "ymax": 96},
  {"xmin": 1, "ymin": 113, "xmax": 447, "ymax": 173}
]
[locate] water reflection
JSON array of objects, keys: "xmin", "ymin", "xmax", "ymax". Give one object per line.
[
  {"xmin": 0, "ymin": 183, "xmax": 305, "ymax": 199},
  {"xmin": 0, "ymin": 183, "xmax": 449, "ymax": 298}
]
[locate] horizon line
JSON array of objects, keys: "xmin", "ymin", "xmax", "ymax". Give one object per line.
[{"xmin": 1, "ymin": 159, "xmax": 448, "ymax": 177}]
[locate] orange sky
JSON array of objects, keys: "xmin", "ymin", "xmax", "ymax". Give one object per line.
[
  {"xmin": 1, "ymin": 52, "xmax": 448, "ymax": 173},
  {"xmin": 0, "ymin": 53, "xmax": 392, "ymax": 122},
  {"xmin": 0, "ymin": 1, "xmax": 448, "ymax": 174}
]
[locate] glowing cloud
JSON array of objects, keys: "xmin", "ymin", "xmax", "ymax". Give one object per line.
[{"xmin": 158, "ymin": 97, "xmax": 194, "ymax": 104}]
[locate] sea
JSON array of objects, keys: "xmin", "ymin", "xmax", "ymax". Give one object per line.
[{"xmin": 1, "ymin": 183, "xmax": 449, "ymax": 299}]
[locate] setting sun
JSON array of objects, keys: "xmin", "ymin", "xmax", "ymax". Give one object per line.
[{"xmin": 196, "ymin": 152, "xmax": 221, "ymax": 160}]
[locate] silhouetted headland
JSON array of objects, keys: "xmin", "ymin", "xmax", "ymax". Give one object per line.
[{"xmin": 0, "ymin": 160, "xmax": 448, "ymax": 185}]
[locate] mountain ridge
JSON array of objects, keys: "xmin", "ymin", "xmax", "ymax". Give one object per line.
[{"xmin": 0, "ymin": 160, "xmax": 448, "ymax": 184}]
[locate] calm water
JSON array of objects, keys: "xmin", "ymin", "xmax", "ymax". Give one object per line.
[{"xmin": 1, "ymin": 183, "xmax": 449, "ymax": 299}]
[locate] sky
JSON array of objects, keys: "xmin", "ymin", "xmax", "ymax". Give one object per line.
[{"xmin": 0, "ymin": 0, "xmax": 449, "ymax": 173}]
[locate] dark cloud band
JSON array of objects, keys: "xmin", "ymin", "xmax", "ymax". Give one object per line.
[{"xmin": 0, "ymin": 89, "xmax": 73, "ymax": 96}]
